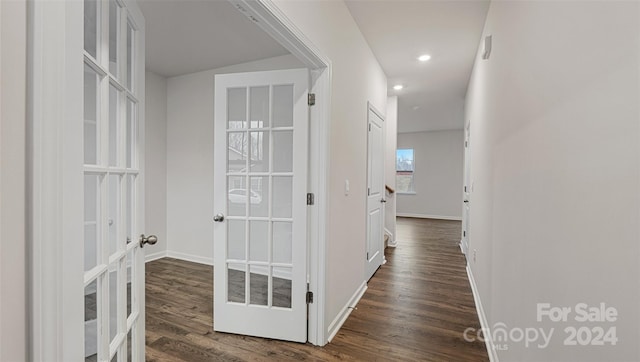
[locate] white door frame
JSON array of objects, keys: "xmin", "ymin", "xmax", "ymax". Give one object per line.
[
  {"xmin": 27, "ymin": 0, "xmax": 333, "ymax": 354},
  {"xmin": 28, "ymin": 0, "xmax": 147, "ymax": 359},
  {"xmin": 229, "ymin": 0, "xmax": 332, "ymax": 346}
]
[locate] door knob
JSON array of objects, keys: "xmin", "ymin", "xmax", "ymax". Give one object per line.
[
  {"xmin": 380, "ymin": 199, "xmax": 387, "ymax": 203},
  {"xmin": 139, "ymin": 234, "xmax": 158, "ymax": 248},
  {"xmin": 464, "ymin": 200, "xmax": 469, "ymax": 203},
  {"xmin": 214, "ymin": 213, "xmax": 225, "ymax": 222}
]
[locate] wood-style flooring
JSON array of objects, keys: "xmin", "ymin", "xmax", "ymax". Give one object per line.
[{"xmin": 145, "ymin": 217, "xmax": 489, "ymax": 361}]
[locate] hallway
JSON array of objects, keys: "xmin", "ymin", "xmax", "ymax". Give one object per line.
[{"xmin": 145, "ymin": 217, "xmax": 488, "ymax": 361}]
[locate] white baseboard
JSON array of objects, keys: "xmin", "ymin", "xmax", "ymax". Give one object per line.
[
  {"xmin": 166, "ymin": 250, "xmax": 213, "ymax": 266},
  {"xmin": 396, "ymin": 213, "xmax": 462, "ymax": 221},
  {"xmin": 327, "ymin": 281, "xmax": 367, "ymax": 342},
  {"xmin": 384, "ymin": 228, "xmax": 397, "ymax": 247},
  {"xmin": 466, "ymin": 265, "xmax": 499, "ymax": 362},
  {"xmin": 145, "ymin": 250, "xmax": 167, "ymax": 263}
]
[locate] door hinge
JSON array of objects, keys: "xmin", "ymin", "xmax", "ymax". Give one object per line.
[
  {"xmin": 368, "ymin": 123, "xmax": 371, "ymax": 131},
  {"xmin": 367, "ymin": 188, "xmax": 370, "ymax": 196},
  {"xmin": 308, "ymin": 93, "xmax": 316, "ymax": 106},
  {"xmin": 306, "ymin": 291, "xmax": 314, "ymax": 304},
  {"xmin": 366, "ymin": 252, "xmax": 369, "ymax": 260},
  {"xmin": 307, "ymin": 193, "xmax": 314, "ymax": 205}
]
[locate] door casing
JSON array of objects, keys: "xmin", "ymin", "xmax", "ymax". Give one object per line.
[{"xmin": 28, "ymin": 0, "xmax": 334, "ymax": 355}]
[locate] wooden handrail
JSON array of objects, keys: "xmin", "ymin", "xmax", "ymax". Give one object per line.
[{"xmin": 385, "ymin": 185, "xmax": 395, "ymax": 194}]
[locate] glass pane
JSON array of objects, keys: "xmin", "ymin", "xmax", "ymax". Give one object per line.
[
  {"xmin": 249, "ymin": 176, "xmax": 268, "ymax": 217},
  {"xmin": 125, "ymin": 175, "xmax": 134, "ymax": 246},
  {"xmin": 126, "ymin": 329, "xmax": 132, "ymax": 362},
  {"xmin": 126, "ymin": 100, "xmax": 136, "ymax": 168},
  {"xmin": 228, "ymin": 88, "xmax": 246, "ymax": 129},
  {"xmin": 84, "ymin": 175, "xmax": 100, "ymax": 272},
  {"xmin": 126, "ymin": 22, "xmax": 134, "ymax": 90},
  {"xmin": 108, "ymin": 175, "xmax": 121, "ymax": 256},
  {"xmin": 227, "ymin": 263, "xmax": 245, "ymax": 303},
  {"xmin": 272, "ymin": 131, "xmax": 293, "ymax": 172},
  {"xmin": 249, "ymin": 265, "xmax": 268, "ymax": 306},
  {"xmin": 272, "ymin": 177, "xmax": 292, "ymax": 218},
  {"xmin": 109, "ymin": 85, "xmax": 119, "ymax": 166},
  {"xmin": 249, "ymin": 131, "xmax": 269, "ymax": 172},
  {"xmin": 227, "ymin": 220, "xmax": 246, "ymax": 260},
  {"xmin": 108, "ymin": 0, "xmax": 119, "ymax": 76},
  {"xmin": 84, "ymin": 0, "xmax": 98, "ymax": 58},
  {"xmin": 272, "ymin": 267, "xmax": 292, "ymax": 308},
  {"xmin": 126, "ymin": 251, "xmax": 133, "ymax": 318},
  {"xmin": 228, "ymin": 132, "xmax": 247, "ymax": 172},
  {"xmin": 250, "ymin": 86, "xmax": 269, "ymax": 128},
  {"xmin": 272, "ymin": 222, "xmax": 292, "ymax": 264},
  {"xmin": 273, "ymin": 85, "xmax": 293, "ymax": 127},
  {"xmin": 249, "ymin": 221, "xmax": 268, "ymax": 262},
  {"xmin": 227, "ymin": 176, "xmax": 246, "ymax": 217},
  {"xmin": 84, "ymin": 64, "xmax": 99, "ymax": 165},
  {"xmin": 110, "ymin": 353, "xmax": 117, "ymax": 362},
  {"xmin": 109, "ymin": 269, "xmax": 118, "ymax": 342},
  {"xmin": 84, "ymin": 279, "xmax": 98, "ymax": 361}
]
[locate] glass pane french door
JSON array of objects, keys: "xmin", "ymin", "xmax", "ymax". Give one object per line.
[
  {"xmin": 213, "ymin": 69, "xmax": 309, "ymax": 342},
  {"xmin": 83, "ymin": 0, "xmax": 144, "ymax": 360}
]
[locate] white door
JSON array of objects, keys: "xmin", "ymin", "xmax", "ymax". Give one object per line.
[
  {"xmin": 462, "ymin": 123, "xmax": 471, "ymax": 256},
  {"xmin": 365, "ymin": 105, "xmax": 385, "ymax": 281},
  {"xmin": 213, "ymin": 69, "xmax": 309, "ymax": 342},
  {"xmin": 83, "ymin": 0, "xmax": 147, "ymax": 360}
]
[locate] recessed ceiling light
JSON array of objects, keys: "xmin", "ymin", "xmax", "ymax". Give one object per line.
[
  {"xmin": 418, "ymin": 54, "xmax": 431, "ymax": 62},
  {"xmin": 393, "ymin": 84, "xmax": 404, "ymax": 90}
]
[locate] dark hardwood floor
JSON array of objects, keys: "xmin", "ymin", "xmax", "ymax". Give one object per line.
[{"xmin": 145, "ymin": 217, "xmax": 489, "ymax": 361}]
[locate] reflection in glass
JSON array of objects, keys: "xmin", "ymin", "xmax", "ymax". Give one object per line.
[
  {"xmin": 272, "ymin": 131, "xmax": 293, "ymax": 172},
  {"xmin": 272, "ymin": 222, "xmax": 292, "ymax": 264},
  {"xmin": 249, "ymin": 221, "xmax": 268, "ymax": 262},
  {"xmin": 227, "ymin": 263, "xmax": 246, "ymax": 303},
  {"xmin": 84, "ymin": 0, "xmax": 98, "ymax": 58},
  {"xmin": 109, "ymin": 0, "xmax": 119, "ymax": 76},
  {"xmin": 249, "ymin": 265, "xmax": 268, "ymax": 306},
  {"xmin": 228, "ymin": 132, "xmax": 247, "ymax": 172},
  {"xmin": 250, "ymin": 86, "xmax": 269, "ymax": 128},
  {"xmin": 84, "ymin": 64, "xmax": 99, "ymax": 165},
  {"xmin": 109, "ymin": 85, "xmax": 119, "ymax": 166},
  {"xmin": 249, "ymin": 176, "xmax": 268, "ymax": 217},
  {"xmin": 84, "ymin": 175, "xmax": 100, "ymax": 272},
  {"xmin": 108, "ymin": 175, "xmax": 120, "ymax": 256},
  {"xmin": 249, "ymin": 131, "xmax": 269, "ymax": 172},
  {"xmin": 227, "ymin": 220, "xmax": 246, "ymax": 260},
  {"xmin": 272, "ymin": 267, "xmax": 292, "ymax": 308},
  {"xmin": 228, "ymin": 88, "xmax": 247, "ymax": 129},
  {"xmin": 272, "ymin": 177, "xmax": 293, "ymax": 218},
  {"xmin": 109, "ymin": 270, "xmax": 118, "ymax": 342},
  {"xmin": 85, "ymin": 279, "xmax": 98, "ymax": 361},
  {"xmin": 227, "ymin": 176, "xmax": 247, "ymax": 217},
  {"xmin": 273, "ymin": 85, "xmax": 293, "ymax": 127}
]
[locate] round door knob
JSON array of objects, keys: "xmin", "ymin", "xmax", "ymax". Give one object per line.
[
  {"xmin": 139, "ymin": 234, "xmax": 158, "ymax": 247},
  {"xmin": 214, "ymin": 213, "xmax": 225, "ymax": 222},
  {"xmin": 380, "ymin": 199, "xmax": 387, "ymax": 203}
]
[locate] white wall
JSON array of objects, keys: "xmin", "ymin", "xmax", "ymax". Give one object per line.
[
  {"xmin": 384, "ymin": 96, "xmax": 398, "ymax": 244},
  {"xmin": 165, "ymin": 54, "xmax": 303, "ymax": 264},
  {"xmin": 396, "ymin": 130, "xmax": 463, "ymax": 220},
  {"xmin": 271, "ymin": 0, "xmax": 387, "ymax": 340},
  {"xmin": 465, "ymin": 1, "xmax": 639, "ymax": 361},
  {"xmin": 144, "ymin": 71, "xmax": 168, "ymax": 259},
  {"xmin": 0, "ymin": 0, "xmax": 27, "ymax": 359}
]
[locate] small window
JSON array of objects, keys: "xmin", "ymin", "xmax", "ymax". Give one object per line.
[{"xmin": 396, "ymin": 149, "xmax": 415, "ymax": 193}]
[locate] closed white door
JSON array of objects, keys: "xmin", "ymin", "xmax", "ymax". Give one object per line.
[
  {"xmin": 213, "ymin": 69, "xmax": 309, "ymax": 342},
  {"xmin": 366, "ymin": 105, "xmax": 385, "ymax": 281},
  {"xmin": 83, "ymin": 0, "xmax": 147, "ymax": 360},
  {"xmin": 462, "ymin": 123, "xmax": 471, "ymax": 256}
]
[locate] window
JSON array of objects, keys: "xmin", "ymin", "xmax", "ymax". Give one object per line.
[{"xmin": 396, "ymin": 148, "xmax": 415, "ymax": 193}]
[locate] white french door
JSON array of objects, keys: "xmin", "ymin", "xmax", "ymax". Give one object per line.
[
  {"xmin": 213, "ymin": 69, "xmax": 309, "ymax": 342},
  {"xmin": 365, "ymin": 105, "xmax": 385, "ymax": 281},
  {"xmin": 82, "ymin": 0, "xmax": 146, "ymax": 360}
]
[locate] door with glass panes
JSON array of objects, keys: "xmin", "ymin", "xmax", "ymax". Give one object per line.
[
  {"xmin": 83, "ymin": 0, "xmax": 148, "ymax": 360},
  {"xmin": 213, "ymin": 69, "xmax": 309, "ymax": 342}
]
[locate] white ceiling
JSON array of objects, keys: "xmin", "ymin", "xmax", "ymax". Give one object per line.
[
  {"xmin": 345, "ymin": 0, "xmax": 490, "ymax": 132},
  {"xmin": 138, "ymin": 0, "xmax": 290, "ymax": 78}
]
